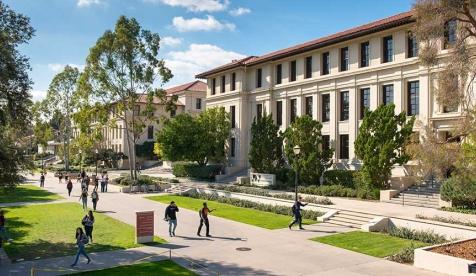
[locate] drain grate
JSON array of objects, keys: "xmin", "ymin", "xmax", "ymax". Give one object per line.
[{"xmin": 236, "ymin": 247, "xmax": 252, "ymax": 251}]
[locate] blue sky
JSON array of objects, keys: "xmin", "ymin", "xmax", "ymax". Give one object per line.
[{"xmin": 5, "ymin": 0, "xmax": 414, "ymax": 101}]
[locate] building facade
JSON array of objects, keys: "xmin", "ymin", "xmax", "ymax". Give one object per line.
[{"xmin": 196, "ymin": 11, "xmax": 465, "ymax": 174}]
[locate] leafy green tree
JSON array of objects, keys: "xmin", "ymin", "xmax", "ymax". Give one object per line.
[
  {"xmin": 249, "ymin": 114, "xmax": 284, "ymax": 173},
  {"xmin": 284, "ymin": 115, "xmax": 334, "ymax": 185},
  {"xmin": 42, "ymin": 65, "xmax": 80, "ymax": 171},
  {"xmin": 79, "ymin": 16, "xmax": 175, "ymax": 180},
  {"xmin": 355, "ymin": 104, "xmax": 415, "ymax": 189},
  {"xmin": 197, "ymin": 107, "xmax": 231, "ymax": 165}
]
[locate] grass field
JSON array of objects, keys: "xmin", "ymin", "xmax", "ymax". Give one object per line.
[
  {"xmin": 72, "ymin": 260, "xmax": 196, "ymax": 276},
  {"xmin": 146, "ymin": 195, "xmax": 315, "ymax": 230},
  {"xmin": 0, "ymin": 185, "xmax": 62, "ymax": 204},
  {"xmin": 311, "ymin": 231, "xmax": 428, "ymax": 257},
  {"xmin": 3, "ymin": 202, "xmax": 165, "ymax": 261}
]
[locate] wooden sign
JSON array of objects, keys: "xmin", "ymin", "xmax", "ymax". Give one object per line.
[{"xmin": 136, "ymin": 211, "xmax": 154, "ymax": 243}]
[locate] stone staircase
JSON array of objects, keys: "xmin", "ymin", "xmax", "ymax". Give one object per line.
[
  {"xmin": 165, "ymin": 184, "xmax": 194, "ymax": 194},
  {"xmin": 324, "ymin": 210, "xmax": 375, "ymax": 229},
  {"xmin": 386, "ymin": 182, "xmax": 441, "ymax": 208}
]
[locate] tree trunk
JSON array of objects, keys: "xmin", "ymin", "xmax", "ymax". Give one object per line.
[{"xmin": 123, "ymin": 116, "xmax": 134, "ymax": 181}]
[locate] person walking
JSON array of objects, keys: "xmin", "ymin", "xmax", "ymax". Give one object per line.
[
  {"xmin": 91, "ymin": 189, "xmax": 99, "ymax": 211},
  {"xmin": 100, "ymin": 177, "xmax": 106, "ymax": 193},
  {"xmin": 39, "ymin": 173, "xmax": 45, "ymax": 188},
  {"xmin": 164, "ymin": 201, "xmax": 179, "ymax": 237},
  {"xmin": 197, "ymin": 202, "xmax": 214, "ymax": 237},
  {"xmin": 80, "ymin": 170, "xmax": 86, "ymax": 180},
  {"xmin": 82, "ymin": 210, "xmax": 95, "ymax": 243},
  {"xmin": 70, "ymin": 227, "xmax": 91, "ymax": 267},
  {"xmin": 79, "ymin": 189, "xmax": 88, "ymax": 211},
  {"xmin": 67, "ymin": 179, "xmax": 73, "ymax": 197},
  {"xmin": 58, "ymin": 172, "xmax": 63, "ymax": 184},
  {"xmin": 288, "ymin": 196, "xmax": 308, "ymax": 230}
]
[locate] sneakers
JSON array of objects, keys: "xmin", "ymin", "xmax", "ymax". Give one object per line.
[
  {"xmin": 299, "ymin": 227, "xmax": 305, "ymax": 230},
  {"xmin": 288, "ymin": 225, "xmax": 292, "ymax": 230},
  {"xmin": 172, "ymin": 232, "xmax": 175, "ymax": 236},
  {"xmin": 197, "ymin": 233, "xmax": 201, "ymax": 237}
]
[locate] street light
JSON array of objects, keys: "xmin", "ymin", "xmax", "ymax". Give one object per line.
[
  {"xmin": 78, "ymin": 149, "xmax": 82, "ymax": 173},
  {"xmin": 293, "ymin": 145, "xmax": 301, "ymax": 201},
  {"xmin": 95, "ymin": 149, "xmax": 99, "ymax": 176}
]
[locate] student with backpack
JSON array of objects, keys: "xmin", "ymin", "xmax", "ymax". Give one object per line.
[
  {"xmin": 164, "ymin": 201, "xmax": 179, "ymax": 237},
  {"xmin": 39, "ymin": 173, "xmax": 45, "ymax": 188},
  {"xmin": 197, "ymin": 202, "xmax": 214, "ymax": 237},
  {"xmin": 79, "ymin": 189, "xmax": 88, "ymax": 211},
  {"xmin": 91, "ymin": 189, "xmax": 99, "ymax": 211},
  {"xmin": 289, "ymin": 196, "xmax": 308, "ymax": 230},
  {"xmin": 82, "ymin": 210, "xmax": 95, "ymax": 243},
  {"xmin": 67, "ymin": 179, "xmax": 73, "ymax": 197},
  {"xmin": 70, "ymin": 227, "xmax": 91, "ymax": 267}
]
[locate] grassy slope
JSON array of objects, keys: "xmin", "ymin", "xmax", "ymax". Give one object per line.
[
  {"xmin": 312, "ymin": 231, "xmax": 428, "ymax": 257},
  {"xmin": 147, "ymin": 195, "xmax": 315, "ymax": 230},
  {"xmin": 72, "ymin": 260, "xmax": 196, "ymax": 276},
  {"xmin": 0, "ymin": 185, "xmax": 62, "ymax": 204},
  {"xmin": 3, "ymin": 202, "xmax": 165, "ymax": 260}
]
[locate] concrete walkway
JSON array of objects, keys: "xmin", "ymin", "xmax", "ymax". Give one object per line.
[{"xmin": 0, "ymin": 174, "xmax": 444, "ymax": 275}]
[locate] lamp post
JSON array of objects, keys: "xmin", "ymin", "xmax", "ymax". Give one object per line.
[
  {"xmin": 78, "ymin": 149, "xmax": 82, "ymax": 173},
  {"xmin": 293, "ymin": 145, "xmax": 301, "ymax": 201},
  {"xmin": 95, "ymin": 149, "xmax": 99, "ymax": 177}
]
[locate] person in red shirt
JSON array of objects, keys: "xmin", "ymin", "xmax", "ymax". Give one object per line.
[{"xmin": 197, "ymin": 202, "xmax": 214, "ymax": 237}]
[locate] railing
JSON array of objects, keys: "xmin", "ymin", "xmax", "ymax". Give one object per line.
[{"xmin": 30, "ymin": 249, "xmax": 219, "ymax": 276}]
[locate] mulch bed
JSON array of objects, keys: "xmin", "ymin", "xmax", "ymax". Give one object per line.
[{"xmin": 430, "ymin": 239, "xmax": 476, "ymax": 261}]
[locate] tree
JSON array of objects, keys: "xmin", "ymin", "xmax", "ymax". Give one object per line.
[
  {"xmin": 42, "ymin": 65, "xmax": 80, "ymax": 171},
  {"xmin": 197, "ymin": 107, "xmax": 231, "ymax": 165},
  {"xmin": 283, "ymin": 115, "xmax": 333, "ymax": 186},
  {"xmin": 249, "ymin": 114, "xmax": 284, "ymax": 173},
  {"xmin": 79, "ymin": 16, "xmax": 175, "ymax": 180},
  {"xmin": 0, "ymin": 1, "xmax": 35, "ymax": 190},
  {"xmin": 355, "ymin": 104, "xmax": 415, "ymax": 189}
]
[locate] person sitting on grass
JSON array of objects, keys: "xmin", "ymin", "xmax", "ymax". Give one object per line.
[{"xmin": 71, "ymin": 227, "xmax": 91, "ymax": 267}]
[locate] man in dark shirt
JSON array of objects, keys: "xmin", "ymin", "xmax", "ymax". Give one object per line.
[
  {"xmin": 289, "ymin": 196, "xmax": 308, "ymax": 230},
  {"xmin": 164, "ymin": 201, "xmax": 179, "ymax": 237},
  {"xmin": 40, "ymin": 173, "xmax": 45, "ymax": 187},
  {"xmin": 197, "ymin": 202, "xmax": 213, "ymax": 237}
]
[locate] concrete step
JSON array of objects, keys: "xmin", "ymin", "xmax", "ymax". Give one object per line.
[
  {"xmin": 398, "ymin": 193, "xmax": 439, "ymax": 200},
  {"xmin": 338, "ymin": 210, "xmax": 375, "ymax": 220},
  {"xmin": 333, "ymin": 213, "xmax": 371, "ymax": 223},
  {"xmin": 384, "ymin": 200, "xmax": 439, "ymax": 208},
  {"xmin": 325, "ymin": 220, "xmax": 362, "ymax": 229},
  {"xmin": 330, "ymin": 216, "xmax": 369, "ymax": 226},
  {"xmin": 400, "ymin": 191, "xmax": 440, "ymax": 197},
  {"xmin": 391, "ymin": 196, "xmax": 439, "ymax": 203}
]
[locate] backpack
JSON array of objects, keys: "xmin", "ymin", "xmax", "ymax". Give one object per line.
[
  {"xmin": 291, "ymin": 204, "xmax": 297, "ymax": 214},
  {"xmin": 92, "ymin": 192, "xmax": 98, "ymax": 200}
]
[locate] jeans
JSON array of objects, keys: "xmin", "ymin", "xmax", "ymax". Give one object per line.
[
  {"xmin": 101, "ymin": 183, "xmax": 105, "ymax": 193},
  {"xmin": 92, "ymin": 199, "xmax": 97, "ymax": 211},
  {"xmin": 71, "ymin": 245, "xmax": 90, "ymax": 266},
  {"xmin": 82, "ymin": 198, "xmax": 87, "ymax": 210},
  {"xmin": 84, "ymin": 226, "xmax": 93, "ymax": 242},
  {"xmin": 168, "ymin": 219, "xmax": 177, "ymax": 235},
  {"xmin": 289, "ymin": 214, "xmax": 303, "ymax": 228},
  {"xmin": 40, "ymin": 181, "xmax": 44, "ymax": 187},
  {"xmin": 197, "ymin": 218, "xmax": 209, "ymax": 236}
]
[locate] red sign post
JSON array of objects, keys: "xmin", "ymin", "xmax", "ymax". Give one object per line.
[{"xmin": 136, "ymin": 211, "xmax": 154, "ymax": 243}]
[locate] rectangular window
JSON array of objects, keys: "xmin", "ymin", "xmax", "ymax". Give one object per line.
[
  {"xmin": 231, "ymin": 73, "xmax": 236, "ymax": 91},
  {"xmin": 339, "ymin": 134, "xmax": 349, "ymax": 159},
  {"xmin": 133, "ymin": 105, "xmax": 140, "ymax": 116},
  {"xmin": 211, "ymin": 78, "xmax": 216, "ymax": 95},
  {"xmin": 322, "ymin": 135, "xmax": 330, "ymax": 151},
  {"xmin": 322, "ymin": 52, "xmax": 330, "ymax": 75},
  {"xmin": 340, "ymin": 91, "xmax": 349, "ymax": 121},
  {"xmin": 407, "ymin": 32, "xmax": 418, "ymax": 58},
  {"xmin": 383, "ymin": 35, "xmax": 393, "ymax": 63},
  {"xmin": 305, "ymin": 96, "xmax": 313, "ymax": 118},
  {"xmin": 147, "ymin": 125, "xmax": 154, "ymax": 140},
  {"xmin": 305, "ymin": 56, "xmax": 312, "ymax": 79},
  {"xmin": 360, "ymin": 88, "xmax": 370, "ymax": 119},
  {"xmin": 221, "ymin": 75, "xmax": 225, "ymax": 93},
  {"xmin": 360, "ymin": 41, "xmax": 370, "ymax": 67},
  {"xmin": 407, "ymin": 81, "xmax": 419, "ymax": 116},
  {"xmin": 276, "ymin": 64, "xmax": 282, "ymax": 84},
  {"xmin": 340, "ymin": 47, "xmax": 349, "ymax": 71},
  {"xmin": 230, "ymin": 138, "xmax": 236, "ymax": 157},
  {"xmin": 256, "ymin": 68, "xmax": 262, "ymax": 88},
  {"xmin": 170, "ymin": 109, "xmax": 176, "ymax": 117},
  {"xmin": 276, "ymin": 101, "xmax": 282, "ymax": 126},
  {"xmin": 290, "ymin": 99, "xmax": 297, "ymax": 123},
  {"xmin": 444, "ymin": 19, "xmax": 457, "ymax": 49},
  {"xmin": 196, "ymin": 98, "xmax": 202, "ymax": 110},
  {"xmin": 290, "ymin": 60, "xmax": 297, "ymax": 82},
  {"xmin": 322, "ymin": 94, "xmax": 330, "ymax": 122},
  {"xmin": 230, "ymin": 106, "xmax": 236, "ymax": 128},
  {"xmin": 256, "ymin": 104, "xmax": 263, "ymax": 120},
  {"xmin": 382, "ymin": 84, "xmax": 394, "ymax": 105}
]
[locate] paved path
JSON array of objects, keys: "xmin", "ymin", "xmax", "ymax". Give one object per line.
[{"xmin": 0, "ymin": 174, "xmax": 444, "ymax": 275}]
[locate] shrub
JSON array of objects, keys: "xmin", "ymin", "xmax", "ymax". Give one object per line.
[
  {"xmin": 441, "ymin": 174, "xmax": 476, "ymax": 208},
  {"xmin": 388, "ymin": 226, "xmax": 447, "ymax": 244},
  {"xmin": 415, "ymin": 214, "xmax": 476, "ymax": 228},
  {"xmin": 354, "ymin": 171, "xmax": 380, "ymax": 200},
  {"xmin": 172, "ymin": 162, "xmax": 222, "ymax": 180},
  {"xmin": 115, "ymin": 175, "xmax": 174, "ymax": 191},
  {"xmin": 298, "ymin": 184, "xmax": 357, "ymax": 198},
  {"xmin": 323, "ymin": 170, "xmax": 356, "ymax": 188},
  {"xmin": 387, "ymin": 244, "xmax": 419, "ymax": 263},
  {"xmin": 135, "ymin": 141, "xmax": 156, "ymax": 159},
  {"xmin": 440, "ymin": 206, "xmax": 476, "ymax": 215}
]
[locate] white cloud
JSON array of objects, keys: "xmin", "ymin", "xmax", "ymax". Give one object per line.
[
  {"xmin": 164, "ymin": 43, "xmax": 245, "ymax": 85},
  {"xmin": 172, "ymin": 15, "xmax": 235, "ymax": 32},
  {"xmin": 48, "ymin": 63, "xmax": 85, "ymax": 73},
  {"xmin": 229, "ymin": 7, "xmax": 250, "ymax": 16},
  {"xmin": 150, "ymin": 0, "xmax": 229, "ymax": 12},
  {"xmin": 161, "ymin": 36, "xmax": 182, "ymax": 47},
  {"xmin": 77, "ymin": 0, "xmax": 103, "ymax": 7},
  {"xmin": 31, "ymin": 90, "xmax": 47, "ymax": 102}
]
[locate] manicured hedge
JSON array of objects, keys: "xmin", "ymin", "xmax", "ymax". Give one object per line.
[
  {"xmin": 323, "ymin": 170, "xmax": 356, "ymax": 188},
  {"xmin": 172, "ymin": 162, "xmax": 222, "ymax": 180},
  {"xmin": 298, "ymin": 184, "xmax": 358, "ymax": 198}
]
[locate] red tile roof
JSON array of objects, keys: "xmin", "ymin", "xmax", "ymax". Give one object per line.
[
  {"xmin": 196, "ymin": 11, "xmax": 414, "ymax": 78},
  {"xmin": 165, "ymin": 80, "xmax": 207, "ymax": 95}
]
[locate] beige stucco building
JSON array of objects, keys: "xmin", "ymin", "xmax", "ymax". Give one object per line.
[{"xmin": 196, "ymin": 11, "xmax": 464, "ymax": 175}]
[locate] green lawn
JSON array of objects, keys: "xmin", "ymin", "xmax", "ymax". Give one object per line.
[
  {"xmin": 311, "ymin": 231, "xmax": 428, "ymax": 257},
  {"xmin": 3, "ymin": 202, "xmax": 165, "ymax": 261},
  {"xmin": 0, "ymin": 185, "xmax": 62, "ymax": 204},
  {"xmin": 146, "ymin": 195, "xmax": 315, "ymax": 230},
  {"xmin": 72, "ymin": 260, "xmax": 196, "ymax": 276}
]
